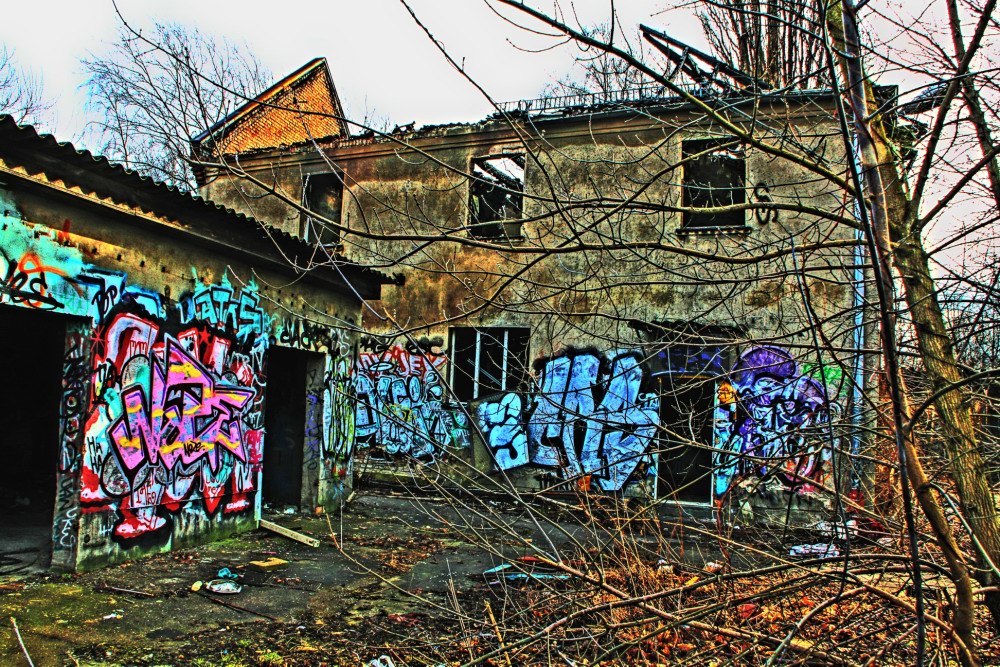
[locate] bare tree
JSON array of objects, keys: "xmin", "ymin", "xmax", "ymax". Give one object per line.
[
  {"xmin": 698, "ymin": 0, "xmax": 831, "ymax": 90},
  {"xmin": 540, "ymin": 23, "xmax": 662, "ymax": 101},
  {"xmin": 82, "ymin": 21, "xmax": 271, "ymax": 190},
  {"xmin": 0, "ymin": 45, "xmax": 53, "ymax": 128}
]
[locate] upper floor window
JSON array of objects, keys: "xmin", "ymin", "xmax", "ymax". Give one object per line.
[
  {"xmin": 469, "ymin": 154, "xmax": 525, "ymax": 239},
  {"xmin": 301, "ymin": 171, "xmax": 343, "ymax": 245},
  {"xmin": 449, "ymin": 326, "xmax": 530, "ymax": 401},
  {"xmin": 681, "ymin": 139, "xmax": 746, "ymax": 230}
]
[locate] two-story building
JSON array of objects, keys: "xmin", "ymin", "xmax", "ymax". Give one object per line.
[{"xmin": 194, "ymin": 58, "xmax": 870, "ymax": 524}]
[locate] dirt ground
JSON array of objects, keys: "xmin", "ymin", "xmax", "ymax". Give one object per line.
[{"xmin": 0, "ymin": 493, "xmax": 725, "ymax": 667}]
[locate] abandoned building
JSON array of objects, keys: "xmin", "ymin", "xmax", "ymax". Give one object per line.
[
  {"xmin": 0, "ymin": 114, "xmax": 392, "ymax": 570},
  {"xmin": 193, "ymin": 54, "xmax": 870, "ymax": 523}
]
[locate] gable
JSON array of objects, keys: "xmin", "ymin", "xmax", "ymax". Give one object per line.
[{"xmin": 199, "ymin": 59, "xmax": 346, "ymax": 155}]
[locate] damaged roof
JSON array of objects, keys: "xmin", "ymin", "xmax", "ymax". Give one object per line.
[
  {"xmin": 0, "ymin": 115, "xmax": 397, "ymax": 300},
  {"xmin": 192, "ymin": 58, "xmax": 348, "ymax": 155}
]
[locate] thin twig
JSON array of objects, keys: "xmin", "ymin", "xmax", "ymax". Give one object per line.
[{"xmin": 10, "ymin": 616, "xmax": 34, "ymax": 667}]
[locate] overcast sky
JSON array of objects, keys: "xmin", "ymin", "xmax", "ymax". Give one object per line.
[{"xmin": 0, "ymin": 0, "xmax": 704, "ymax": 144}]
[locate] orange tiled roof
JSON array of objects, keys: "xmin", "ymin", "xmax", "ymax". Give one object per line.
[{"xmin": 195, "ymin": 58, "xmax": 347, "ymax": 155}]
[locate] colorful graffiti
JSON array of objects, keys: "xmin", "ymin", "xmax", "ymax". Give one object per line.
[
  {"xmin": 478, "ymin": 349, "xmax": 659, "ymax": 491},
  {"xmin": 355, "ymin": 341, "xmax": 470, "ymax": 458},
  {"xmin": 714, "ymin": 346, "xmax": 841, "ymax": 496},
  {"xmin": 108, "ymin": 340, "xmax": 256, "ymax": 475},
  {"xmin": 82, "ymin": 303, "xmax": 267, "ymax": 542},
  {"xmin": 0, "ymin": 198, "xmax": 355, "ymax": 556}
]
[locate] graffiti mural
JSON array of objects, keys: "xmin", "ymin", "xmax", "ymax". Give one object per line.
[
  {"xmin": 81, "ymin": 301, "xmax": 267, "ymax": 543},
  {"xmin": 714, "ymin": 346, "xmax": 841, "ymax": 496},
  {"xmin": 108, "ymin": 339, "xmax": 256, "ymax": 476},
  {"xmin": 0, "ymin": 186, "xmax": 360, "ymax": 567},
  {"xmin": 478, "ymin": 349, "xmax": 659, "ymax": 492},
  {"xmin": 355, "ymin": 340, "xmax": 470, "ymax": 458}
]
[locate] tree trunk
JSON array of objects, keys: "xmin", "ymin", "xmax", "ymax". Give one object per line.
[
  {"xmin": 892, "ymin": 226, "xmax": 1000, "ymax": 632},
  {"xmin": 828, "ymin": 3, "xmax": 989, "ymax": 661}
]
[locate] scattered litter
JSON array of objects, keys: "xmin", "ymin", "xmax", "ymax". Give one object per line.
[
  {"xmin": 205, "ymin": 579, "xmax": 243, "ymax": 595},
  {"xmin": 483, "ymin": 562, "xmax": 571, "ymax": 585},
  {"xmin": 102, "ymin": 610, "xmax": 124, "ymax": 620},
  {"xmin": 249, "ymin": 557, "xmax": 289, "ymax": 572},
  {"xmin": 216, "ymin": 567, "xmax": 239, "ymax": 580},
  {"xmin": 877, "ymin": 537, "xmax": 895, "ymax": 549},
  {"xmin": 367, "ymin": 656, "xmax": 396, "ymax": 667},
  {"xmin": 260, "ymin": 519, "xmax": 320, "ymax": 547},
  {"xmin": 704, "ymin": 561, "xmax": 724, "ymax": 574},
  {"xmin": 815, "ymin": 519, "xmax": 858, "ymax": 540},
  {"xmin": 282, "ymin": 506, "xmax": 297, "ymax": 515},
  {"xmin": 191, "ymin": 580, "xmax": 204, "ymax": 592},
  {"xmin": 789, "ymin": 543, "xmax": 841, "ymax": 559}
]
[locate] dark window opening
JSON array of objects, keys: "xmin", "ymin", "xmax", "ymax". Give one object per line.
[
  {"xmin": 469, "ymin": 154, "xmax": 525, "ymax": 239},
  {"xmin": 657, "ymin": 375, "xmax": 716, "ymax": 502},
  {"xmin": 449, "ymin": 327, "xmax": 530, "ymax": 401},
  {"xmin": 301, "ymin": 171, "xmax": 343, "ymax": 245},
  {"xmin": 681, "ymin": 139, "xmax": 746, "ymax": 230}
]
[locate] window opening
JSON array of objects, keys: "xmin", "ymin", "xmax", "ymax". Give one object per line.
[
  {"xmin": 469, "ymin": 154, "xmax": 525, "ymax": 239},
  {"xmin": 301, "ymin": 171, "xmax": 343, "ymax": 245},
  {"xmin": 449, "ymin": 327, "xmax": 529, "ymax": 401},
  {"xmin": 681, "ymin": 139, "xmax": 746, "ymax": 229}
]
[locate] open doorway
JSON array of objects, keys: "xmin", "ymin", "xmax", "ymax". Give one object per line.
[
  {"xmin": 657, "ymin": 375, "xmax": 716, "ymax": 503},
  {"xmin": 262, "ymin": 346, "xmax": 326, "ymax": 510},
  {"xmin": 0, "ymin": 306, "xmax": 68, "ymax": 572}
]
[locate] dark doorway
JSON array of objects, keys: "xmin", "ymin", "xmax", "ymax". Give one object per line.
[
  {"xmin": 262, "ymin": 346, "xmax": 309, "ymax": 508},
  {"xmin": 657, "ymin": 376, "xmax": 716, "ymax": 502},
  {"xmin": 0, "ymin": 306, "xmax": 68, "ymax": 571}
]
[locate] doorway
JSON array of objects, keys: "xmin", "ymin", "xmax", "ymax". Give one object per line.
[
  {"xmin": 0, "ymin": 306, "xmax": 67, "ymax": 572},
  {"xmin": 656, "ymin": 375, "xmax": 716, "ymax": 502},
  {"xmin": 262, "ymin": 346, "xmax": 326, "ymax": 509},
  {"xmin": 263, "ymin": 347, "xmax": 306, "ymax": 508}
]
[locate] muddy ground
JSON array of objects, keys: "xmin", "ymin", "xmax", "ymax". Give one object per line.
[{"xmin": 0, "ymin": 493, "xmax": 728, "ymax": 666}]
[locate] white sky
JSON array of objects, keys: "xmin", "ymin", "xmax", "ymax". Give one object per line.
[{"xmin": 0, "ymin": 0, "xmax": 701, "ymax": 144}]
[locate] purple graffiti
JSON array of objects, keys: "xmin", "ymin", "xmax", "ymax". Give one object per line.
[
  {"xmin": 109, "ymin": 339, "xmax": 255, "ymax": 476},
  {"xmin": 715, "ymin": 346, "xmax": 839, "ymax": 494}
]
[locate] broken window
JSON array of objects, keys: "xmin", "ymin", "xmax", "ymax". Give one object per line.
[
  {"xmin": 681, "ymin": 139, "xmax": 746, "ymax": 230},
  {"xmin": 449, "ymin": 327, "xmax": 530, "ymax": 401},
  {"xmin": 301, "ymin": 171, "xmax": 343, "ymax": 245},
  {"xmin": 469, "ymin": 154, "xmax": 525, "ymax": 239}
]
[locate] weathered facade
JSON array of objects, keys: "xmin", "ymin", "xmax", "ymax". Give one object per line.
[
  {"xmin": 0, "ymin": 116, "xmax": 388, "ymax": 570},
  {"xmin": 196, "ymin": 60, "xmax": 869, "ymax": 523}
]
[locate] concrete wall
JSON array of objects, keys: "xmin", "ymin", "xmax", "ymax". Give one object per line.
[
  {"xmin": 0, "ymin": 184, "xmax": 359, "ymax": 570},
  {"xmin": 201, "ymin": 101, "xmax": 864, "ymax": 519}
]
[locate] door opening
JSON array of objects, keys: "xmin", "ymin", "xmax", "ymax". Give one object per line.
[
  {"xmin": 657, "ymin": 375, "xmax": 716, "ymax": 502},
  {"xmin": 0, "ymin": 306, "xmax": 68, "ymax": 571},
  {"xmin": 262, "ymin": 346, "xmax": 313, "ymax": 509}
]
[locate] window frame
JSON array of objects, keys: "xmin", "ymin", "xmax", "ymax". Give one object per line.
[
  {"xmin": 680, "ymin": 138, "xmax": 748, "ymax": 232},
  {"xmin": 448, "ymin": 326, "xmax": 530, "ymax": 401},
  {"xmin": 468, "ymin": 153, "xmax": 526, "ymax": 240}
]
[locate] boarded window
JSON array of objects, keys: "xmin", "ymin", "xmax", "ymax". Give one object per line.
[
  {"xmin": 469, "ymin": 155, "xmax": 525, "ymax": 239},
  {"xmin": 681, "ymin": 139, "xmax": 746, "ymax": 229},
  {"xmin": 449, "ymin": 327, "xmax": 530, "ymax": 401},
  {"xmin": 301, "ymin": 171, "xmax": 343, "ymax": 245}
]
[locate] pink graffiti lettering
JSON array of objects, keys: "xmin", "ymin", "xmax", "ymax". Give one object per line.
[{"xmin": 109, "ymin": 339, "xmax": 255, "ymax": 475}]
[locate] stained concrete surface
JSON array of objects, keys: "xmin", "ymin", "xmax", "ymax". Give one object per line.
[{"xmin": 0, "ymin": 493, "xmax": 727, "ymax": 666}]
